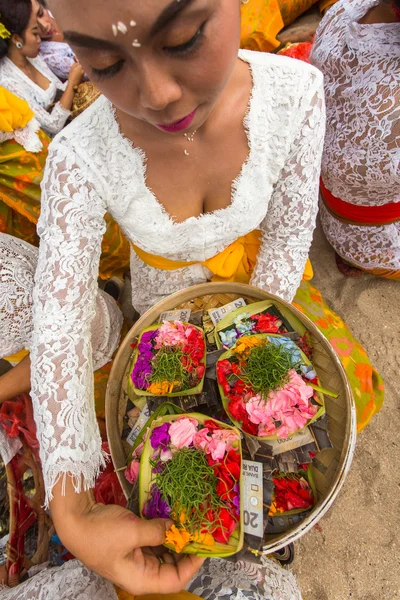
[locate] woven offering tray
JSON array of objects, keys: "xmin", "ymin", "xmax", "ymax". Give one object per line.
[{"xmin": 106, "ymin": 283, "xmax": 356, "ymax": 554}]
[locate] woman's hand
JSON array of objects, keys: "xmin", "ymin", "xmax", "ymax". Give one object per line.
[
  {"xmin": 68, "ymin": 62, "xmax": 84, "ymax": 87},
  {"xmin": 50, "ymin": 479, "xmax": 204, "ymax": 595},
  {"xmin": 60, "ymin": 63, "xmax": 85, "ymax": 110}
]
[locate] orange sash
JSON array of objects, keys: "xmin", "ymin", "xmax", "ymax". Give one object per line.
[{"xmin": 132, "ymin": 230, "xmax": 313, "ymax": 283}]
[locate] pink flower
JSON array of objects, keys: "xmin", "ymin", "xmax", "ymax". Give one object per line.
[
  {"xmin": 155, "ymin": 321, "xmax": 187, "ymax": 348},
  {"xmin": 244, "ymin": 369, "xmax": 317, "ymax": 437},
  {"xmin": 211, "ymin": 429, "xmax": 238, "ymax": 451},
  {"xmin": 208, "ymin": 438, "xmax": 227, "ymax": 461},
  {"xmin": 169, "ymin": 417, "xmax": 198, "ymax": 448},
  {"xmin": 125, "ymin": 460, "xmax": 140, "ymax": 484},
  {"xmin": 245, "ymin": 395, "xmax": 269, "ymax": 425},
  {"xmin": 193, "ymin": 427, "xmax": 212, "ymax": 451}
]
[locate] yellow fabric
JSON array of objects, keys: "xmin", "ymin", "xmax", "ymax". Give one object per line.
[
  {"xmin": 132, "ymin": 230, "xmax": 260, "ymax": 283},
  {"xmin": 0, "ymin": 87, "xmax": 35, "ymax": 133},
  {"xmin": 3, "ymin": 348, "xmax": 29, "ymax": 365},
  {"xmin": 116, "ymin": 590, "xmax": 203, "ymax": 600},
  {"xmin": 132, "ymin": 229, "xmax": 312, "ymax": 284},
  {"xmin": 240, "ymin": 0, "xmax": 284, "ymax": 52}
]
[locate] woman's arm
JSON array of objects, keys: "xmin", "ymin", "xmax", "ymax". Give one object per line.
[
  {"xmin": 30, "ymin": 141, "xmax": 108, "ymax": 506},
  {"xmin": 250, "ymin": 67, "xmax": 326, "ymax": 302},
  {"xmin": 0, "ymin": 355, "xmax": 31, "ymax": 404},
  {"xmin": 32, "ymin": 143, "xmax": 203, "ymax": 592},
  {"xmin": 58, "ymin": 62, "xmax": 84, "ymax": 110}
]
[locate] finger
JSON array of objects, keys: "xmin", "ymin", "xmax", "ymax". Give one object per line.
[
  {"xmin": 124, "ymin": 549, "xmax": 204, "ymax": 595},
  {"xmin": 160, "ymin": 552, "xmax": 175, "ymax": 565},
  {"xmin": 129, "ymin": 518, "xmax": 172, "ymax": 550}
]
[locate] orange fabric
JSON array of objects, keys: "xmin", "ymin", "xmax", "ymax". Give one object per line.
[
  {"xmin": 132, "ymin": 230, "xmax": 262, "ymax": 284},
  {"xmin": 240, "ymin": 0, "xmax": 284, "ymax": 52},
  {"xmin": 318, "ymin": 0, "xmax": 338, "ymax": 14},
  {"xmin": 321, "ymin": 178, "xmax": 400, "ymax": 226},
  {"xmin": 132, "ymin": 229, "xmax": 313, "ymax": 283},
  {"xmin": 354, "ymin": 265, "xmax": 400, "ymax": 281},
  {"xmin": 278, "ymin": 0, "xmax": 316, "ymax": 26}
]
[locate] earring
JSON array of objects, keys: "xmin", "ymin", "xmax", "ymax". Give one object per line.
[
  {"xmin": 15, "ymin": 42, "xmax": 23, "ymax": 49},
  {"xmin": 241, "ymin": 0, "xmax": 249, "ymax": 4}
]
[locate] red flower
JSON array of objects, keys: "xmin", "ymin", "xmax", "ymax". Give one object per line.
[
  {"xmin": 241, "ymin": 414, "xmax": 259, "ymax": 436},
  {"xmin": 216, "ymin": 477, "xmax": 235, "ymax": 502},
  {"xmin": 227, "ymin": 397, "xmax": 246, "ymax": 422},
  {"xmin": 223, "ymin": 449, "xmax": 241, "ymax": 481},
  {"xmin": 217, "ymin": 359, "xmax": 233, "ymax": 377},
  {"xmin": 203, "ymin": 419, "xmax": 220, "ymax": 432},
  {"xmin": 212, "ymin": 507, "xmax": 238, "ymax": 543},
  {"xmin": 273, "ymin": 475, "xmax": 314, "ymax": 512},
  {"xmin": 250, "ymin": 313, "xmax": 281, "ymax": 334}
]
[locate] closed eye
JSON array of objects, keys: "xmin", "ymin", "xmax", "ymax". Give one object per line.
[
  {"xmin": 164, "ymin": 23, "xmax": 205, "ymax": 57},
  {"xmin": 91, "ymin": 59, "xmax": 125, "ymax": 80}
]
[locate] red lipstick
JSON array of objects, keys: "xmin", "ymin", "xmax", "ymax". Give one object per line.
[{"xmin": 157, "ymin": 109, "xmax": 196, "ymax": 133}]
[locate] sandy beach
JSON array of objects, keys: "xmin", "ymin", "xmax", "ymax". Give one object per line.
[{"xmin": 293, "ymin": 222, "xmax": 400, "ymax": 600}]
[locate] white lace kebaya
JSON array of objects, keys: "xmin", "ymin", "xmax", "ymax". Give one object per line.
[
  {"xmin": 0, "ymin": 234, "xmax": 123, "ymax": 466},
  {"xmin": 0, "ymin": 55, "xmax": 70, "ymax": 136},
  {"xmin": 39, "ymin": 41, "xmax": 76, "ymax": 81},
  {"xmin": 311, "ymin": 0, "xmax": 400, "ymax": 271},
  {"xmin": 32, "ymin": 49, "xmax": 325, "ymax": 505}
]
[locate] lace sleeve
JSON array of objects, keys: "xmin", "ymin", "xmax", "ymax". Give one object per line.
[
  {"xmin": 0, "ymin": 76, "xmax": 70, "ymax": 137},
  {"xmin": 30, "ymin": 101, "xmax": 71, "ymax": 137},
  {"xmin": 250, "ymin": 72, "xmax": 325, "ymax": 302},
  {"xmin": 30, "ymin": 143, "xmax": 108, "ymax": 507}
]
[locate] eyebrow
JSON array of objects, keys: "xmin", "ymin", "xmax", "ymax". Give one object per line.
[
  {"xmin": 150, "ymin": 0, "xmax": 196, "ymax": 36},
  {"xmin": 62, "ymin": 32, "xmax": 119, "ymax": 51}
]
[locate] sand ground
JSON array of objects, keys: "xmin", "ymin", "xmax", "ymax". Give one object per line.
[{"xmin": 293, "ymin": 222, "xmax": 400, "ymax": 600}]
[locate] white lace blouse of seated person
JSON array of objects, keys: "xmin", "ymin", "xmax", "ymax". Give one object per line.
[{"xmin": 0, "ymin": 0, "xmax": 83, "ymax": 136}]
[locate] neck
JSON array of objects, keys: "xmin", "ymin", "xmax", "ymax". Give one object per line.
[{"xmin": 8, "ymin": 48, "xmax": 29, "ymax": 70}]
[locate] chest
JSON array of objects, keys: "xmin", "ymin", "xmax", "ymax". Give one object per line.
[
  {"xmin": 142, "ymin": 121, "xmax": 250, "ymax": 223},
  {"xmin": 24, "ymin": 64, "xmax": 51, "ymax": 93}
]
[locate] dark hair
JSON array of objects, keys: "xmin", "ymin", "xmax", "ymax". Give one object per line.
[{"xmin": 0, "ymin": 0, "xmax": 32, "ymax": 60}]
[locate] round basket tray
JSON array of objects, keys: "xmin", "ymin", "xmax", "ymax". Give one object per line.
[{"xmin": 106, "ymin": 282, "xmax": 356, "ymax": 553}]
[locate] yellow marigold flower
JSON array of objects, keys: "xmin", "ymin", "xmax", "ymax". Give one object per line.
[
  {"xmin": 165, "ymin": 525, "xmax": 191, "ymax": 553},
  {"xmin": 235, "ymin": 336, "xmax": 264, "ymax": 356},
  {"xmin": 147, "ymin": 380, "xmax": 180, "ymax": 395}
]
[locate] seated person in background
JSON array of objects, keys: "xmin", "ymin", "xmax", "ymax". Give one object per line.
[
  {"xmin": 0, "ymin": 0, "xmax": 83, "ymax": 136},
  {"xmin": 36, "ymin": 0, "xmax": 78, "ymax": 82},
  {"xmin": 311, "ymin": 0, "xmax": 400, "ymax": 279}
]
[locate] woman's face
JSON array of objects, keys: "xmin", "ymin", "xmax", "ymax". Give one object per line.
[
  {"xmin": 48, "ymin": 0, "xmax": 241, "ymax": 134},
  {"xmin": 36, "ymin": 2, "xmax": 54, "ymax": 39},
  {"xmin": 20, "ymin": 5, "xmax": 42, "ymax": 58}
]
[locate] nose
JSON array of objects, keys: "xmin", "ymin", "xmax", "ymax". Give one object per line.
[{"xmin": 137, "ymin": 60, "xmax": 182, "ymax": 112}]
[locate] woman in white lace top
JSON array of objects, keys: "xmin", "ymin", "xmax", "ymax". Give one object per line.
[
  {"xmin": 0, "ymin": 0, "xmax": 84, "ymax": 136},
  {"xmin": 18, "ymin": 0, "xmax": 324, "ymax": 590},
  {"xmin": 0, "ymin": 0, "xmax": 383, "ymax": 594},
  {"xmin": 311, "ymin": 0, "xmax": 400, "ymax": 278},
  {"xmin": 35, "ymin": 0, "xmax": 81, "ymax": 81}
]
